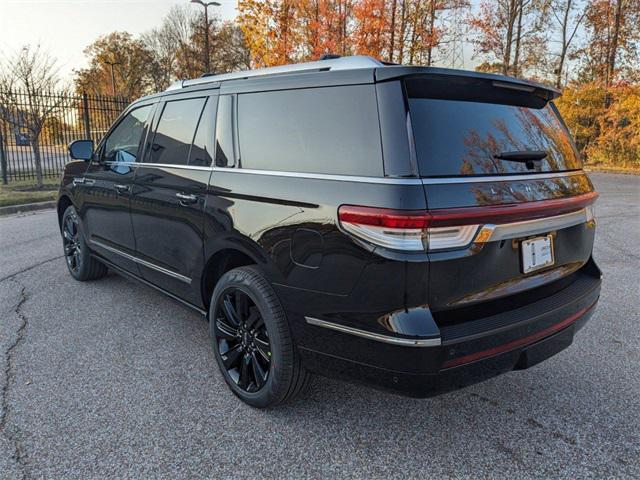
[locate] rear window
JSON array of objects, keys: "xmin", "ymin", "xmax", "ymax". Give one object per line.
[
  {"xmin": 408, "ymin": 97, "xmax": 582, "ymax": 177},
  {"xmin": 237, "ymin": 85, "xmax": 383, "ymax": 176}
]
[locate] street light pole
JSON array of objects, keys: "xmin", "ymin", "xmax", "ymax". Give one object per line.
[
  {"xmin": 104, "ymin": 60, "xmax": 120, "ymax": 96},
  {"xmin": 190, "ymin": 0, "xmax": 221, "ymax": 74}
]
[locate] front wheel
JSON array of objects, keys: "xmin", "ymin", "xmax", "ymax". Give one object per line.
[
  {"xmin": 61, "ymin": 205, "xmax": 108, "ymax": 281},
  {"xmin": 209, "ymin": 266, "xmax": 311, "ymax": 408}
]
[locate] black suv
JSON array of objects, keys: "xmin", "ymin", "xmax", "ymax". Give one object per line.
[{"xmin": 58, "ymin": 56, "xmax": 601, "ymax": 407}]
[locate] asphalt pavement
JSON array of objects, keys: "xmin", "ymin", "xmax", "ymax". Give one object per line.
[{"xmin": 0, "ymin": 172, "xmax": 638, "ymax": 479}]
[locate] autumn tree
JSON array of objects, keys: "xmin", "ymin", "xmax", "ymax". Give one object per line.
[
  {"xmin": 550, "ymin": 0, "xmax": 586, "ymax": 88},
  {"xmin": 468, "ymin": 0, "xmax": 550, "ymax": 77},
  {"xmin": 579, "ymin": 0, "xmax": 640, "ymax": 86},
  {"xmin": 75, "ymin": 32, "xmax": 154, "ymax": 98},
  {"xmin": 0, "ymin": 46, "xmax": 70, "ymax": 187}
]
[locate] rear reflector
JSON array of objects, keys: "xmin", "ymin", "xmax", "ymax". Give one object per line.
[{"xmin": 338, "ymin": 191, "xmax": 598, "ymax": 252}]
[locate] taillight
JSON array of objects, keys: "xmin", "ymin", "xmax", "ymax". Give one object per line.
[
  {"xmin": 337, "ymin": 205, "xmax": 479, "ymax": 252},
  {"xmin": 338, "ymin": 192, "xmax": 598, "ymax": 253}
]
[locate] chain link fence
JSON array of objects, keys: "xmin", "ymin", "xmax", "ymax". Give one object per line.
[{"xmin": 0, "ymin": 89, "xmax": 129, "ymax": 184}]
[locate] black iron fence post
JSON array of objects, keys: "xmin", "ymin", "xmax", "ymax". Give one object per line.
[
  {"xmin": 0, "ymin": 129, "xmax": 7, "ymax": 185},
  {"xmin": 82, "ymin": 92, "xmax": 91, "ymax": 140}
]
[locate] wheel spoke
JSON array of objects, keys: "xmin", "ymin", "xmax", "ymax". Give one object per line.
[
  {"xmin": 254, "ymin": 337, "xmax": 271, "ymax": 362},
  {"xmin": 235, "ymin": 290, "xmax": 250, "ymax": 320},
  {"xmin": 237, "ymin": 354, "xmax": 251, "ymax": 389},
  {"xmin": 216, "ymin": 318, "xmax": 239, "ymax": 340},
  {"xmin": 222, "ymin": 344, "xmax": 244, "ymax": 370},
  {"xmin": 250, "ymin": 352, "xmax": 267, "ymax": 389},
  {"xmin": 245, "ymin": 308, "xmax": 262, "ymax": 330},
  {"xmin": 222, "ymin": 295, "xmax": 241, "ymax": 326},
  {"xmin": 64, "ymin": 243, "xmax": 75, "ymax": 256}
]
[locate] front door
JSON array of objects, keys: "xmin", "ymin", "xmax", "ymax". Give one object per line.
[
  {"xmin": 79, "ymin": 103, "xmax": 155, "ymax": 273},
  {"xmin": 130, "ymin": 95, "xmax": 217, "ymax": 305}
]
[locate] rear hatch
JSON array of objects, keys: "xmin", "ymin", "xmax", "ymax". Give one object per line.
[{"xmin": 404, "ymin": 74, "xmax": 597, "ymax": 322}]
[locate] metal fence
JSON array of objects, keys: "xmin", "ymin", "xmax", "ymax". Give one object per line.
[{"xmin": 0, "ymin": 89, "xmax": 129, "ymax": 184}]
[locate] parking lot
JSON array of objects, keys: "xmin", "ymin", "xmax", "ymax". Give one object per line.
[{"xmin": 0, "ymin": 172, "xmax": 638, "ymax": 478}]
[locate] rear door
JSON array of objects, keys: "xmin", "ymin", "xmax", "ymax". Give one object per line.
[
  {"xmin": 405, "ymin": 76, "xmax": 597, "ymax": 316},
  {"xmin": 130, "ymin": 94, "xmax": 217, "ymax": 305},
  {"xmin": 80, "ymin": 103, "xmax": 155, "ymax": 273}
]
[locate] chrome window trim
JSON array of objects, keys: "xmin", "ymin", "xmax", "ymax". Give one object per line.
[
  {"xmin": 103, "ymin": 161, "xmax": 213, "ymax": 172},
  {"xmin": 305, "ymin": 316, "xmax": 441, "ymax": 347},
  {"xmin": 98, "ymin": 163, "xmax": 583, "ymax": 184},
  {"xmin": 421, "ymin": 171, "xmax": 583, "ymax": 184},
  {"xmin": 91, "ymin": 240, "xmax": 192, "ymax": 284},
  {"xmin": 211, "ymin": 167, "xmax": 583, "ymax": 185}
]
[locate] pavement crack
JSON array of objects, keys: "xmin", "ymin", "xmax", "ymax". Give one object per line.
[
  {"xmin": 1, "ymin": 279, "xmax": 31, "ymax": 479},
  {"xmin": 0, "ymin": 255, "xmax": 63, "ymax": 285}
]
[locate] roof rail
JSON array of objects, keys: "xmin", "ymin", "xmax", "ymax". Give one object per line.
[{"xmin": 166, "ymin": 55, "xmax": 384, "ymax": 91}]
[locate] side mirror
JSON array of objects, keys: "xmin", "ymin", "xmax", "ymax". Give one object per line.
[{"xmin": 68, "ymin": 139, "xmax": 94, "ymax": 161}]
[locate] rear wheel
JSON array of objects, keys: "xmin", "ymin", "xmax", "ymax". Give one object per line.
[
  {"xmin": 61, "ymin": 205, "xmax": 108, "ymax": 281},
  {"xmin": 210, "ymin": 266, "xmax": 311, "ymax": 407}
]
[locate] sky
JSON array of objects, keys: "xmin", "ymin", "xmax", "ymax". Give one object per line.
[
  {"xmin": 0, "ymin": 0, "xmax": 239, "ymax": 79},
  {"xmin": 0, "ymin": 0, "xmax": 478, "ymax": 81}
]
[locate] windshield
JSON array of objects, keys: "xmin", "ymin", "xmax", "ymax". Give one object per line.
[{"xmin": 408, "ymin": 97, "xmax": 582, "ymax": 177}]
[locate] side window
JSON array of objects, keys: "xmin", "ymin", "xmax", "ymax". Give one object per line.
[
  {"xmin": 237, "ymin": 85, "xmax": 383, "ymax": 176},
  {"xmin": 215, "ymin": 95, "xmax": 236, "ymax": 168},
  {"xmin": 147, "ymin": 98, "xmax": 206, "ymax": 165},
  {"xmin": 189, "ymin": 96, "xmax": 217, "ymax": 167},
  {"xmin": 103, "ymin": 105, "xmax": 152, "ymax": 163}
]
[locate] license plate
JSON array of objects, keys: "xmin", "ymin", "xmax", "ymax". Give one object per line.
[{"xmin": 521, "ymin": 235, "xmax": 554, "ymax": 274}]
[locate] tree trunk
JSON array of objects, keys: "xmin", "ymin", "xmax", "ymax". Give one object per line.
[
  {"xmin": 555, "ymin": 0, "xmax": 571, "ymax": 88},
  {"xmin": 503, "ymin": 0, "xmax": 517, "ymax": 75},
  {"xmin": 427, "ymin": 0, "xmax": 436, "ymax": 66},
  {"xmin": 398, "ymin": 0, "xmax": 407, "ymax": 64},
  {"xmin": 389, "ymin": 0, "xmax": 397, "ymax": 62},
  {"xmin": 513, "ymin": 0, "xmax": 524, "ymax": 77},
  {"xmin": 607, "ymin": 0, "xmax": 624, "ymax": 87},
  {"xmin": 31, "ymin": 135, "xmax": 43, "ymax": 188}
]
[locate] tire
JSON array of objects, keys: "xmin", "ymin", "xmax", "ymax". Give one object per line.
[
  {"xmin": 209, "ymin": 266, "xmax": 311, "ymax": 408},
  {"xmin": 61, "ymin": 205, "xmax": 108, "ymax": 281}
]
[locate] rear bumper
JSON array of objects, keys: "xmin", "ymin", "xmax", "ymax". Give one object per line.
[{"xmin": 297, "ymin": 261, "xmax": 601, "ymax": 398}]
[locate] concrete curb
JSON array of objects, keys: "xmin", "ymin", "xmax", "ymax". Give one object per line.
[{"xmin": 0, "ymin": 200, "xmax": 56, "ymax": 216}]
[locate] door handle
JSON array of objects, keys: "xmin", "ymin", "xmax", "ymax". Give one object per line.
[
  {"xmin": 175, "ymin": 192, "xmax": 198, "ymax": 205},
  {"xmin": 73, "ymin": 177, "xmax": 85, "ymax": 185},
  {"xmin": 113, "ymin": 184, "xmax": 130, "ymax": 194}
]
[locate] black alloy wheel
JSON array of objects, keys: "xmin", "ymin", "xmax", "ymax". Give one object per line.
[
  {"xmin": 213, "ymin": 287, "xmax": 272, "ymax": 393},
  {"xmin": 62, "ymin": 209, "xmax": 83, "ymax": 275}
]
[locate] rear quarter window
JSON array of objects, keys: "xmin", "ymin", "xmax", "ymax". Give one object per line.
[
  {"xmin": 408, "ymin": 97, "xmax": 583, "ymax": 177},
  {"xmin": 237, "ymin": 85, "xmax": 383, "ymax": 176}
]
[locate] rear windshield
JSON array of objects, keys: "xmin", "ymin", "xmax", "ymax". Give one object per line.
[{"xmin": 408, "ymin": 97, "xmax": 582, "ymax": 177}]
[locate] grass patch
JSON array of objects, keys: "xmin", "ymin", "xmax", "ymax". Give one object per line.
[{"xmin": 0, "ymin": 179, "xmax": 58, "ymax": 207}]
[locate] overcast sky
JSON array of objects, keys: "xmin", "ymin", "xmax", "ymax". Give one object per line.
[{"xmin": 0, "ymin": 0, "xmax": 478, "ymax": 81}]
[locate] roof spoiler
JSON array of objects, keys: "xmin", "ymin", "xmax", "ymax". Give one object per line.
[{"xmin": 375, "ymin": 66, "xmax": 560, "ymax": 104}]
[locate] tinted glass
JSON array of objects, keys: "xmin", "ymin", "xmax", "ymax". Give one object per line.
[
  {"xmin": 409, "ymin": 98, "xmax": 582, "ymax": 177},
  {"xmin": 103, "ymin": 105, "xmax": 152, "ymax": 163},
  {"xmin": 147, "ymin": 98, "xmax": 206, "ymax": 165},
  {"xmin": 237, "ymin": 85, "xmax": 383, "ymax": 176},
  {"xmin": 189, "ymin": 97, "xmax": 217, "ymax": 167},
  {"xmin": 215, "ymin": 95, "xmax": 235, "ymax": 167}
]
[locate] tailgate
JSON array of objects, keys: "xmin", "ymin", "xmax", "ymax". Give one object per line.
[{"xmin": 405, "ymin": 75, "xmax": 598, "ymax": 318}]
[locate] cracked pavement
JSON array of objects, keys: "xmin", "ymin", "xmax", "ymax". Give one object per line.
[{"xmin": 0, "ymin": 173, "xmax": 638, "ymax": 479}]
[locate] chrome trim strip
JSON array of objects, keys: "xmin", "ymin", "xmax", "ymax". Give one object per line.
[
  {"xmin": 101, "ymin": 163, "xmax": 582, "ymax": 185},
  {"xmin": 103, "ymin": 161, "xmax": 212, "ymax": 172},
  {"xmin": 211, "ymin": 167, "xmax": 423, "ymax": 184},
  {"xmin": 91, "ymin": 240, "xmax": 192, "ymax": 284},
  {"xmin": 305, "ymin": 316, "xmax": 441, "ymax": 347},
  {"xmin": 211, "ymin": 168, "xmax": 582, "ymax": 185},
  {"xmin": 420, "ymin": 171, "xmax": 582, "ymax": 184},
  {"xmin": 477, "ymin": 208, "xmax": 589, "ymax": 243}
]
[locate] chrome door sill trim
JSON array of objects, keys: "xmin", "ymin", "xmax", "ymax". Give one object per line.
[
  {"xmin": 91, "ymin": 240, "xmax": 192, "ymax": 284},
  {"xmin": 305, "ymin": 317, "xmax": 441, "ymax": 347}
]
